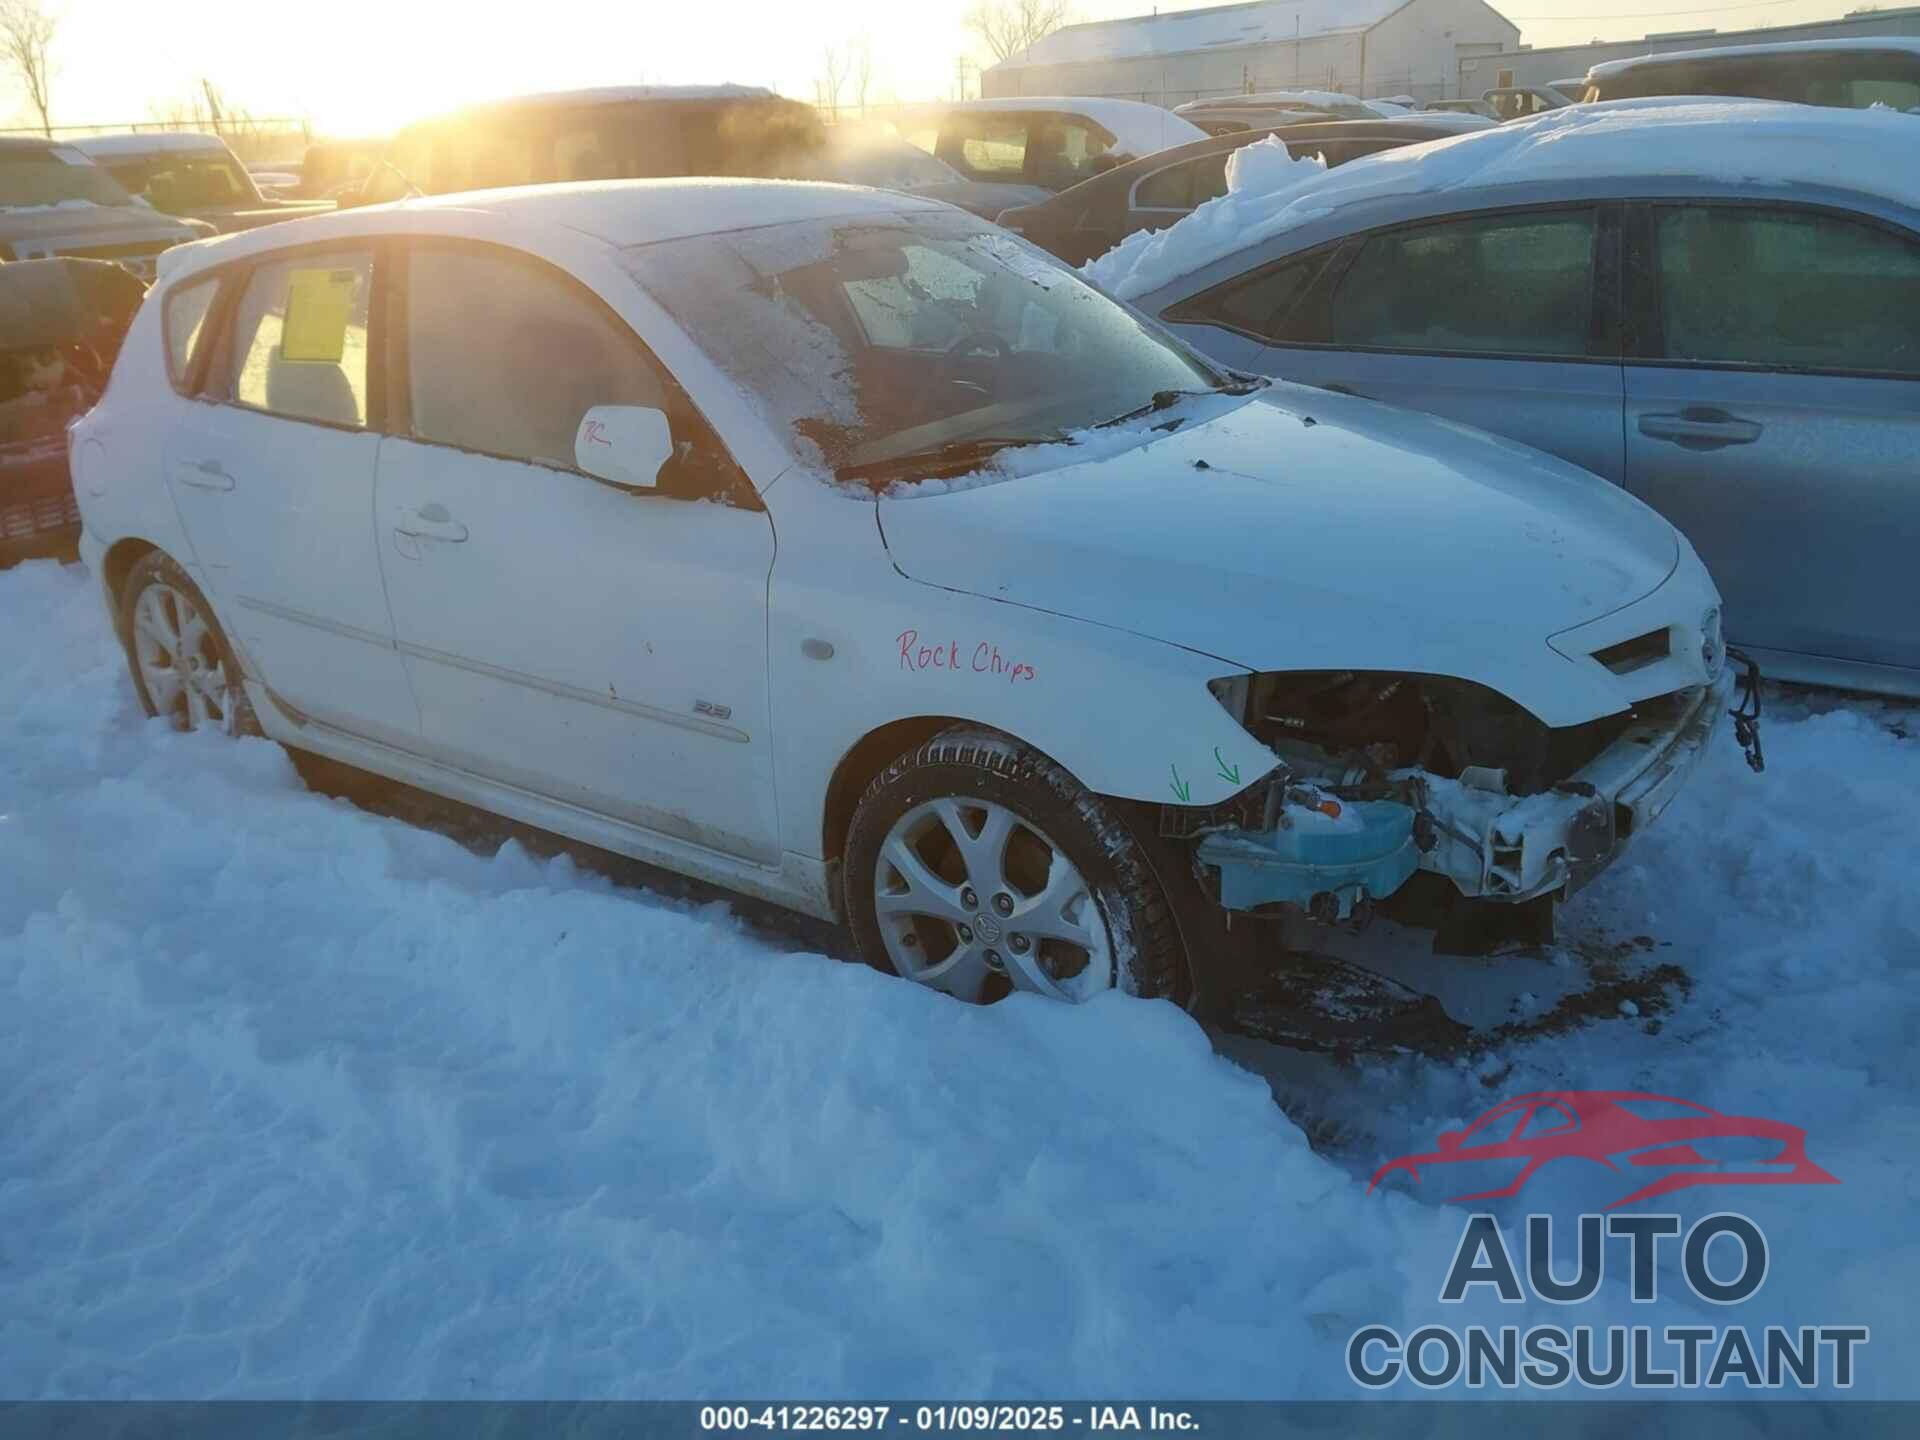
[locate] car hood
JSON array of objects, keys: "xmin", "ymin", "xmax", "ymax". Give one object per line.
[
  {"xmin": 0, "ymin": 202, "xmax": 195, "ymax": 246},
  {"xmin": 876, "ymin": 387, "xmax": 1682, "ymax": 726}
]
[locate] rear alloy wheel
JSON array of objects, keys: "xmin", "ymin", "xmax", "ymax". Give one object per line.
[
  {"xmin": 845, "ymin": 729, "xmax": 1186, "ymax": 1004},
  {"xmin": 121, "ymin": 551, "xmax": 258, "ymax": 737}
]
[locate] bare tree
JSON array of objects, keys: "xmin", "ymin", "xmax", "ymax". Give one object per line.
[
  {"xmin": 814, "ymin": 45, "xmax": 846, "ymax": 116},
  {"xmin": 851, "ymin": 38, "xmax": 873, "ymax": 118},
  {"xmin": 0, "ymin": 0, "xmax": 57, "ymax": 138},
  {"xmin": 965, "ymin": 0, "xmax": 1071, "ymax": 65}
]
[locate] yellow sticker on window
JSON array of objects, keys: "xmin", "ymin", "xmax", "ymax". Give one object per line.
[{"xmin": 281, "ymin": 267, "xmax": 359, "ymax": 363}]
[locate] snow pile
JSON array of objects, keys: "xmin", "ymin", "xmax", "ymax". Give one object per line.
[
  {"xmin": 1084, "ymin": 99, "xmax": 1920, "ymax": 301},
  {"xmin": 2, "ymin": 557, "xmax": 1917, "ymax": 1398},
  {"xmin": 1084, "ymin": 137, "xmax": 1327, "ymax": 301}
]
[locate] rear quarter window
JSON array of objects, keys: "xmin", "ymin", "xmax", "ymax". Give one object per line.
[{"xmin": 163, "ymin": 276, "xmax": 221, "ymax": 392}]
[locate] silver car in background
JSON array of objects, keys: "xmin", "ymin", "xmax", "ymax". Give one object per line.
[{"xmin": 1129, "ymin": 115, "xmax": 1920, "ymax": 698}]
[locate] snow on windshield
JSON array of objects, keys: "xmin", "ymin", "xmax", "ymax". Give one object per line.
[
  {"xmin": 1082, "ymin": 99, "xmax": 1920, "ymax": 302},
  {"xmin": 624, "ymin": 209, "xmax": 1216, "ymax": 486}
]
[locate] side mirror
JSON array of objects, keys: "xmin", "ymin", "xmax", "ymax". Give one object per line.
[
  {"xmin": 1436, "ymin": 1129, "xmax": 1465, "ymax": 1154},
  {"xmin": 575, "ymin": 405, "xmax": 675, "ymax": 493}
]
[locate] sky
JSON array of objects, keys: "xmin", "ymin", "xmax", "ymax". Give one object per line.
[{"xmin": 0, "ymin": 0, "xmax": 1881, "ymax": 135}]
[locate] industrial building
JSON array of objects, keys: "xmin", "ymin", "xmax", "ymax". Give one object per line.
[
  {"xmin": 1467, "ymin": 5, "xmax": 1920, "ymax": 96},
  {"xmin": 980, "ymin": 0, "xmax": 1521, "ymax": 108}
]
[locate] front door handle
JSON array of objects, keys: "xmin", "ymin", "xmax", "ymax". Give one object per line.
[
  {"xmin": 1638, "ymin": 409, "xmax": 1763, "ymax": 451},
  {"xmin": 172, "ymin": 458, "xmax": 234, "ymax": 491},
  {"xmin": 394, "ymin": 503, "xmax": 469, "ymax": 544}
]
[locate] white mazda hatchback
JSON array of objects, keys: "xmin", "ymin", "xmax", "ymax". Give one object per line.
[{"xmin": 72, "ymin": 179, "xmax": 1748, "ymax": 1007}]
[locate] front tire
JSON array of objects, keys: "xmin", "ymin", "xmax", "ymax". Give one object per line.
[
  {"xmin": 844, "ymin": 728, "xmax": 1186, "ymax": 1004},
  {"xmin": 119, "ymin": 550, "xmax": 259, "ymax": 737}
]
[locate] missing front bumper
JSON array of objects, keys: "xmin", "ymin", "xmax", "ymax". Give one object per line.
[
  {"xmin": 1197, "ymin": 669, "xmax": 1741, "ymax": 918},
  {"xmin": 1409, "ymin": 668, "xmax": 1736, "ymax": 904}
]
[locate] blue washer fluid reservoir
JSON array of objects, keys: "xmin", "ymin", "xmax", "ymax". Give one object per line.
[{"xmin": 1195, "ymin": 798, "xmax": 1421, "ymax": 920}]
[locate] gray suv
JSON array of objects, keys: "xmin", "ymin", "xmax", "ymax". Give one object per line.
[{"xmin": 0, "ymin": 138, "xmax": 207, "ymax": 281}]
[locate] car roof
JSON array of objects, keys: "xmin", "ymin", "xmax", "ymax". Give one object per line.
[
  {"xmin": 903, "ymin": 96, "xmax": 1206, "ymax": 155},
  {"xmin": 1589, "ymin": 36, "xmax": 1920, "ymax": 80},
  {"xmin": 72, "ymin": 132, "xmax": 229, "ymax": 158},
  {"xmin": 0, "ymin": 136, "xmax": 85, "ymax": 156},
  {"xmin": 154, "ymin": 177, "xmax": 944, "ymax": 282},
  {"xmin": 1178, "ymin": 88, "xmax": 1365, "ymax": 112}
]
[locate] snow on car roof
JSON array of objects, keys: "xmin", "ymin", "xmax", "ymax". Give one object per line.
[
  {"xmin": 154, "ymin": 177, "xmax": 946, "ymax": 284},
  {"xmin": 70, "ymin": 132, "xmax": 229, "ymax": 158},
  {"xmin": 1085, "ymin": 98, "xmax": 1920, "ymax": 302},
  {"xmin": 999, "ymin": 0, "xmax": 1399, "ymax": 70},
  {"xmin": 906, "ymin": 96, "xmax": 1205, "ymax": 157},
  {"xmin": 1588, "ymin": 35, "xmax": 1920, "ymax": 79}
]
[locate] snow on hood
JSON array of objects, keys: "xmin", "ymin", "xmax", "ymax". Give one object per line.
[
  {"xmin": 1084, "ymin": 99, "xmax": 1920, "ymax": 302},
  {"xmin": 877, "ymin": 389, "xmax": 1681, "ymax": 722}
]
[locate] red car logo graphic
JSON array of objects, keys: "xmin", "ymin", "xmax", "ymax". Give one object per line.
[{"xmin": 1368, "ymin": 1091, "xmax": 1839, "ymax": 1209}]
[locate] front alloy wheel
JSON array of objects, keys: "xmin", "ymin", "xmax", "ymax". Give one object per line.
[
  {"xmin": 875, "ymin": 797, "xmax": 1111, "ymax": 1002},
  {"xmin": 844, "ymin": 728, "xmax": 1187, "ymax": 1005}
]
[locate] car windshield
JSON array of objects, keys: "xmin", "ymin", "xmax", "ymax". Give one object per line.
[
  {"xmin": 109, "ymin": 154, "xmax": 258, "ymax": 210},
  {"xmin": 0, "ymin": 148, "xmax": 136, "ymax": 209},
  {"xmin": 624, "ymin": 208, "xmax": 1227, "ymax": 483}
]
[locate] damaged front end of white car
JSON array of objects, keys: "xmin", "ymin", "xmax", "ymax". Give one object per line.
[{"xmin": 1183, "ymin": 651, "xmax": 1758, "ymax": 942}]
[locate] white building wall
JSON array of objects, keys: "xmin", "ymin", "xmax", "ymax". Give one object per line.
[
  {"xmin": 983, "ymin": 34, "xmax": 1363, "ymax": 107},
  {"xmin": 1364, "ymin": 0, "xmax": 1522, "ymax": 100}
]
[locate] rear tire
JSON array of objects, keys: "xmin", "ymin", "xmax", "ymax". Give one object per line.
[
  {"xmin": 844, "ymin": 728, "xmax": 1187, "ymax": 1004},
  {"xmin": 119, "ymin": 550, "xmax": 260, "ymax": 737}
]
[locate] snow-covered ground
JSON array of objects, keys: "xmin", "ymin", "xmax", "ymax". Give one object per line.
[{"xmin": 3, "ymin": 557, "xmax": 1915, "ymax": 1399}]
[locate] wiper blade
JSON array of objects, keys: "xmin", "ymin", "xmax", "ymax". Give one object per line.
[
  {"xmin": 1095, "ymin": 379, "xmax": 1266, "ymax": 431},
  {"xmin": 838, "ymin": 435, "xmax": 1056, "ymax": 487}
]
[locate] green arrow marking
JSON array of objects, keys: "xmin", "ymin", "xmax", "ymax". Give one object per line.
[
  {"xmin": 1214, "ymin": 747, "xmax": 1241, "ymax": 786},
  {"xmin": 1169, "ymin": 764, "xmax": 1191, "ymax": 804}
]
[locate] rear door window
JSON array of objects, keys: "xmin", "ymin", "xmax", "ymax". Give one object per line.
[
  {"xmin": 228, "ymin": 250, "xmax": 375, "ymax": 428},
  {"xmin": 1329, "ymin": 208, "xmax": 1600, "ymax": 356},
  {"xmin": 1649, "ymin": 204, "xmax": 1920, "ymax": 374}
]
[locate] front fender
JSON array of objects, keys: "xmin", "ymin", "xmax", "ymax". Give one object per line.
[{"xmin": 765, "ymin": 478, "xmax": 1276, "ymax": 861}]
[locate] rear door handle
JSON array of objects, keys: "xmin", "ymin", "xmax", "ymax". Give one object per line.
[
  {"xmin": 1638, "ymin": 409, "xmax": 1763, "ymax": 451},
  {"xmin": 394, "ymin": 503, "xmax": 468, "ymax": 544},
  {"xmin": 172, "ymin": 458, "xmax": 234, "ymax": 491}
]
